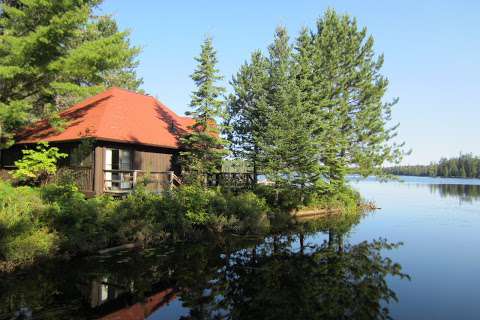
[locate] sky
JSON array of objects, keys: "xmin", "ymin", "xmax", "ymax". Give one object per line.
[{"xmin": 99, "ymin": 0, "xmax": 480, "ymax": 165}]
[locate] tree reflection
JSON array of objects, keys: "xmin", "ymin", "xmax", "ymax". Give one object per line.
[
  {"xmin": 179, "ymin": 216, "xmax": 409, "ymax": 320},
  {"xmin": 429, "ymin": 184, "xmax": 480, "ymax": 203},
  {"xmin": 0, "ymin": 216, "xmax": 409, "ymax": 320}
]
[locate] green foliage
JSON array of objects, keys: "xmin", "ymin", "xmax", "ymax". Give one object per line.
[
  {"xmin": 0, "ymin": 180, "xmax": 58, "ymax": 267},
  {"xmin": 12, "ymin": 142, "xmax": 67, "ymax": 185},
  {"xmin": 159, "ymin": 186, "xmax": 268, "ymax": 233},
  {"xmin": 1, "ymin": 227, "xmax": 58, "ymax": 265},
  {"xmin": 40, "ymin": 183, "xmax": 113, "ymax": 253},
  {"xmin": 109, "ymin": 191, "xmax": 159, "ymax": 244},
  {"xmin": 221, "ymin": 158, "xmax": 252, "ymax": 173},
  {"xmin": 223, "ymin": 191, "xmax": 270, "ymax": 233},
  {"xmin": 0, "ymin": 175, "xmax": 363, "ymax": 271},
  {"xmin": 181, "ymin": 37, "xmax": 229, "ymax": 182},
  {"xmin": 254, "ymin": 183, "xmax": 361, "ymax": 215},
  {"xmin": 385, "ymin": 153, "xmax": 480, "ymax": 178},
  {"xmin": 227, "ymin": 9, "xmax": 406, "ymax": 195},
  {"xmin": 0, "ymin": 0, "xmax": 142, "ymax": 146},
  {"xmin": 305, "ymin": 185, "xmax": 362, "ymax": 215},
  {"xmin": 254, "ymin": 184, "xmax": 309, "ymax": 211},
  {"xmin": 227, "ymin": 51, "xmax": 269, "ymax": 179}
]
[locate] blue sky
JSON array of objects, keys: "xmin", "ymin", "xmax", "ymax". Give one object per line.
[{"xmin": 99, "ymin": 0, "xmax": 480, "ymax": 165}]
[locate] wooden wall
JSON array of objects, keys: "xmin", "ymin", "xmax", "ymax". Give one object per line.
[
  {"xmin": 1, "ymin": 140, "xmax": 179, "ymax": 195},
  {"xmin": 94, "ymin": 145, "xmax": 105, "ymax": 195},
  {"xmin": 0, "ymin": 141, "xmax": 96, "ymax": 194},
  {"xmin": 133, "ymin": 150, "xmax": 172, "ymax": 172},
  {"xmin": 93, "ymin": 141, "xmax": 179, "ymax": 195}
]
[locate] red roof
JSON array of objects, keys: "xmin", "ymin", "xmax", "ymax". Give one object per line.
[{"xmin": 16, "ymin": 87, "xmax": 194, "ymax": 149}]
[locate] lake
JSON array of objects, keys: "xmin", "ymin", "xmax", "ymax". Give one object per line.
[{"xmin": 2, "ymin": 176, "xmax": 480, "ymax": 319}]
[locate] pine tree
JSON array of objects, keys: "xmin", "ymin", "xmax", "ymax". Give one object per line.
[
  {"xmin": 181, "ymin": 37, "xmax": 228, "ymax": 183},
  {"xmin": 227, "ymin": 10, "xmax": 405, "ymax": 195},
  {"xmin": 307, "ymin": 9, "xmax": 405, "ymax": 189},
  {"xmin": 0, "ymin": 0, "xmax": 142, "ymax": 147},
  {"xmin": 227, "ymin": 50, "xmax": 269, "ymax": 182},
  {"xmin": 259, "ymin": 27, "xmax": 325, "ymax": 193}
]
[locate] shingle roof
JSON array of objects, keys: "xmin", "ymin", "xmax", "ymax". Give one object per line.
[{"xmin": 16, "ymin": 87, "xmax": 194, "ymax": 149}]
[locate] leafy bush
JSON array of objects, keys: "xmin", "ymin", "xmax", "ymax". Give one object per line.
[
  {"xmin": 305, "ymin": 185, "xmax": 362, "ymax": 214},
  {"xmin": 40, "ymin": 183, "xmax": 113, "ymax": 253},
  {"xmin": 0, "ymin": 180, "xmax": 58, "ymax": 266},
  {"xmin": 1, "ymin": 228, "xmax": 58, "ymax": 265},
  {"xmin": 0, "ymin": 175, "xmax": 362, "ymax": 272},
  {"xmin": 111, "ymin": 186, "xmax": 163, "ymax": 244},
  {"xmin": 224, "ymin": 192, "xmax": 269, "ymax": 233},
  {"xmin": 254, "ymin": 184, "xmax": 362, "ymax": 215},
  {"xmin": 12, "ymin": 142, "xmax": 67, "ymax": 185},
  {"xmin": 254, "ymin": 184, "xmax": 306, "ymax": 211},
  {"xmin": 158, "ymin": 185, "xmax": 218, "ymax": 236}
]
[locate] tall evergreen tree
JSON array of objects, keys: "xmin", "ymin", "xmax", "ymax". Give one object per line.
[
  {"xmin": 181, "ymin": 37, "xmax": 228, "ymax": 182},
  {"xmin": 227, "ymin": 9, "xmax": 405, "ymax": 195},
  {"xmin": 227, "ymin": 50, "xmax": 269, "ymax": 182},
  {"xmin": 307, "ymin": 9, "xmax": 405, "ymax": 189},
  {"xmin": 0, "ymin": 0, "xmax": 142, "ymax": 147},
  {"xmin": 259, "ymin": 27, "xmax": 325, "ymax": 192}
]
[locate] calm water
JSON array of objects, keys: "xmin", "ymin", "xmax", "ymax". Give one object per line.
[{"xmin": 2, "ymin": 176, "xmax": 480, "ymax": 319}]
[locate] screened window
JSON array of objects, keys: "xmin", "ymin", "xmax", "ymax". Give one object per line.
[{"xmin": 104, "ymin": 148, "xmax": 132, "ymax": 191}]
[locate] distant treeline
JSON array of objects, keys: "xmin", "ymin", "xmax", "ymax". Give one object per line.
[{"xmin": 385, "ymin": 154, "xmax": 480, "ymax": 178}]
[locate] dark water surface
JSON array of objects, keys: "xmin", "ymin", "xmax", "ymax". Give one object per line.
[{"xmin": 2, "ymin": 176, "xmax": 480, "ymax": 319}]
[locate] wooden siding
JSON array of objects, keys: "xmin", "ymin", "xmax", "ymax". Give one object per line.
[
  {"xmin": 94, "ymin": 142, "xmax": 179, "ymax": 194},
  {"xmin": 133, "ymin": 150, "xmax": 172, "ymax": 172},
  {"xmin": 94, "ymin": 145, "xmax": 104, "ymax": 195},
  {"xmin": 1, "ymin": 140, "xmax": 180, "ymax": 195}
]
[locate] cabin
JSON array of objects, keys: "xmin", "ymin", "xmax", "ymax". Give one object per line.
[{"xmin": 0, "ymin": 87, "xmax": 194, "ymax": 196}]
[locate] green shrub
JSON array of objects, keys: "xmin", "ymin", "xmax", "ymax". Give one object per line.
[
  {"xmin": 254, "ymin": 184, "xmax": 306, "ymax": 210},
  {"xmin": 1, "ymin": 174, "xmax": 363, "ymax": 272},
  {"xmin": 111, "ymin": 186, "xmax": 163, "ymax": 244},
  {"xmin": 254, "ymin": 183, "xmax": 362, "ymax": 215},
  {"xmin": 207, "ymin": 214, "xmax": 239, "ymax": 233},
  {"xmin": 1, "ymin": 228, "xmax": 58, "ymax": 264},
  {"xmin": 224, "ymin": 191, "xmax": 269, "ymax": 233},
  {"xmin": 0, "ymin": 180, "xmax": 58, "ymax": 265},
  {"xmin": 305, "ymin": 185, "xmax": 361, "ymax": 214},
  {"xmin": 40, "ymin": 183, "xmax": 113, "ymax": 253},
  {"xmin": 162, "ymin": 185, "xmax": 217, "ymax": 226},
  {"xmin": 12, "ymin": 142, "xmax": 67, "ymax": 186}
]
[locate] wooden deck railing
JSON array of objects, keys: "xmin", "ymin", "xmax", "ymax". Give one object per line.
[
  {"xmin": 206, "ymin": 172, "xmax": 256, "ymax": 189},
  {"xmin": 103, "ymin": 170, "xmax": 181, "ymax": 194},
  {"xmin": 55, "ymin": 166, "xmax": 94, "ymax": 192}
]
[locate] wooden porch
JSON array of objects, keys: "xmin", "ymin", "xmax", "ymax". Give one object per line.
[
  {"xmin": 61, "ymin": 166, "xmax": 256, "ymax": 196},
  {"xmin": 103, "ymin": 169, "xmax": 182, "ymax": 195},
  {"xmin": 54, "ymin": 167, "xmax": 183, "ymax": 196}
]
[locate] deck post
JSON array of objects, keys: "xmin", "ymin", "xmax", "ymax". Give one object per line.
[
  {"xmin": 133, "ymin": 170, "xmax": 138, "ymax": 188},
  {"xmin": 168, "ymin": 171, "xmax": 173, "ymax": 190}
]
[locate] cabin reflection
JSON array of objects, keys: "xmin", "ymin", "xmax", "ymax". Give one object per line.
[
  {"xmin": 86, "ymin": 277, "xmax": 176, "ymax": 320},
  {"xmin": 89, "ymin": 277, "xmax": 124, "ymax": 308}
]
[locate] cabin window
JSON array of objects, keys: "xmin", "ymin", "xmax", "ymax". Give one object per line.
[
  {"xmin": 0, "ymin": 147, "xmax": 23, "ymax": 167},
  {"xmin": 70, "ymin": 140, "xmax": 94, "ymax": 167},
  {"xmin": 104, "ymin": 148, "xmax": 133, "ymax": 191}
]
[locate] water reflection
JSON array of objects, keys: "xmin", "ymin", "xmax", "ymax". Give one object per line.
[
  {"xmin": 0, "ymin": 215, "xmax": 408, "ymax": 320},
  {"xmin": 429, "ymin": 184, "xmax": 480, "ymax": 203}
]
